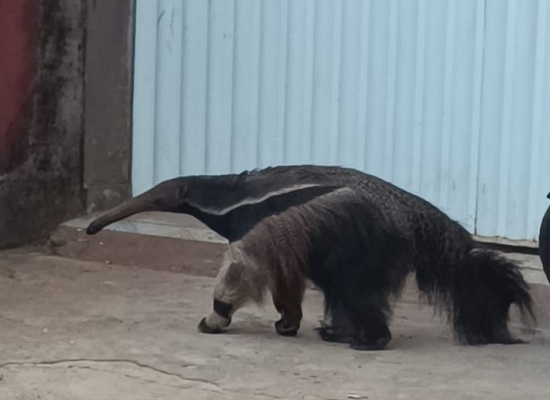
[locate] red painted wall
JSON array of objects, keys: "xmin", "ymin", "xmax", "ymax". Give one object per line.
[{"xmin": 0, "ymin": 0, "xmax": 38, "ymax": 173}]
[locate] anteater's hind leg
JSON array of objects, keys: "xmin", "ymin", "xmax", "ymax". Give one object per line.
[
  {"xmin": 272, "ymin": 279, "xmax": 306, "ymax": 337},
  {"xmin": 330, "ymin": 282, "xmax": 392, "ymax": 351},
  {"xmin": 312, "ymin": 265, "xmax": 394, "ymax": 349},
  {"xmin": 316, "ymin": 302, "xmax": 356, "ymax": 344},
  {"xmin": 346, "ymin": 292, "xmax": 392, "ymax": 351},
  {"xmin": 318, "ymin": 293, "xmax": 392, "ymax": 350}
]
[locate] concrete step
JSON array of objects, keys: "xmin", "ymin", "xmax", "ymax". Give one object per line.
[
  {"xmin": 48, "ymin": 211, "xmax": 549, "ymax": 287},
  {"xmin": 48, "ymin": 212, "xmax": 228, "ymax": 278},
  {"xmin": 502, "ymin": 252, "xmax": 548, "ymax": 286}
]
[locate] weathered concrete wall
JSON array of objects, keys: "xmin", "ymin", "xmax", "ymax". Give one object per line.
[
  {"xmin": 0, "ymin": 0, "xmax": 87, "ymax": 249},
  {"xmin": 0, "ymin": 0, "xmax": 37, "ymax": 174},
  {"xmin": 0, "ymin": 0, "xmax": 134, "ymax": 249},
  {"xmin": 84, "ymin": 0, "xmax": 133, "ymax": 213}
]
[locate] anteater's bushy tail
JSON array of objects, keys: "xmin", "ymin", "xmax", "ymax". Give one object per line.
[{"xmin": 450, "ymin": 249, "xmax": 535, "ymax": 344}]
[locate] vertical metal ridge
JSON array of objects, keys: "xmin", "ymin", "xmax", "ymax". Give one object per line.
[
  {"xmin": 335, "ymin": 0, "xmax": 350, "ymax": 165},
  {"xmin": 180, "ymin": 0, "xmax": 209, "ymax": 176},
  {"xmin": 470, "ymin": 0, "xmax": 487, "ymax": 233},
  {"xmin": 153, "ymin": 0, "xmax": 162, "ymax": 181},
  {"xmin": 283, "ymin": 0, "xmax": 305, "ymax": 164},
  {"xmin": 440, "ymin": 0, "xmax": 457, "ymax": 208},
  {"xmin": 337, "ymin": 0, "xmax": 362, "ymax": 168},
  {"xmin": 207, "ymin": 0, "xmax": 235, "ymax": 173},
  {"xmin": 255, "ymin": 0, "xmax": 288, "ymax": 167},
  {"xmin": 173, "ymin": 0, "xmax": 184, "ymax": 176},
  {"xmin": 277, "ymin": 0, "xmax": 290, "ymax": 165},
  {"xmin": 329, "ymin": 0, "xmax": 343, "ymax": 164},
  {"xmin": 231, "ymin": 0, "xmax": 261, "ymax": 172},
  {"xmin": 282, "ymin": 0, "xmax": 293, "ymax": 164},
  {"xmin": 132, "ymin": 0, "xmax": 159, "ymax": 194},
  {"xmin": 497, "ymin": 0, "xmax": 517, "ymax": 235},
  {"xmin": 527, "ymin": 0, "xmax": 548, "ymax": 237},
  {"xmin": 155, "ymin": 0, "xmax": 184, "ymax": 182},
  {"xmin": 356, "ymin": 0, "xmax": 371, "ymax": 170},
  {"xmin": 302, "ymin": 0, "xmax": 315, "ymax": 162},
  {"xmin": 178, "ymin": 0, "xmax": 188, "ymax": 176},
  {"xmin": 308, "ymin": 0, "xmax": 319, "ymax": 162},
  {"xmin": 204, "ymin": 0, "xmax": 213, "ymax": 173},
  {"xmin": 229, "ymin": 0, "xmax": 238, "ymax": 171},
  {"xmin": 384, "ymin": 0, "xmax": 398, "ymax": 179},
  {"xmin": 255, "ymin": 0, "xmax": 264, "ymax": 167},
  {"xmin": 412, "ymin": 0, "xmax": 426, "ymax": 193}
]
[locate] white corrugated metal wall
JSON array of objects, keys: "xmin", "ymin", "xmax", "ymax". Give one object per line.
[{"xmin": 132, "ymin": 0, "xmax": 550, "ymax": 242}]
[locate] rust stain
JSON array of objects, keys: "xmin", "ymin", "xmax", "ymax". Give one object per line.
[{"xmin": 0, "ymin": 0, "xmax": 38, "ymax": 173}]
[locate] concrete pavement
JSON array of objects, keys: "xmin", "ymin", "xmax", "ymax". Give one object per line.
[{"xmin": 1, "ymin": 246, "xmax": 550, "ymax": 400}]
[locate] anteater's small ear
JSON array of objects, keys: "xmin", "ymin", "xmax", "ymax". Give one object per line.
[{"xmin": 547, "ymin": 192, "xmax": 550, "ymax": 199}]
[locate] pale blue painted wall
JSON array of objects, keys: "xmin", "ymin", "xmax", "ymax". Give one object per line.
[{"xmin": 132, "ymin": 0, "xmax": 550, "ymax": 242}]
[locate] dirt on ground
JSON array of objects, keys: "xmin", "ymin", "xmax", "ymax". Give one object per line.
[{"xmin": 1, "ymin": 246, "xmax": 550, "ymax": 400}]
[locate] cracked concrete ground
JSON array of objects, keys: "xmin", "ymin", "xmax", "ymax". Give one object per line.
[{"xmin": 1, "ymin": 247, "xmax": 550, "ymax": 400}]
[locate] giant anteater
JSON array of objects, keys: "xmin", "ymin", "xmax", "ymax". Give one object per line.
[{"xmin": 87, "ymin": 165, "xmax": 534, "ymax": 350}]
